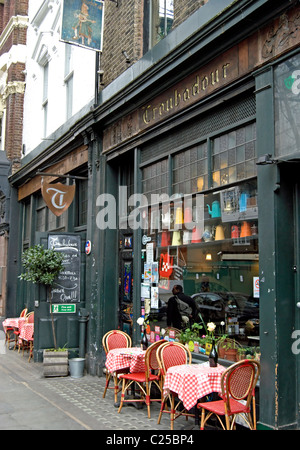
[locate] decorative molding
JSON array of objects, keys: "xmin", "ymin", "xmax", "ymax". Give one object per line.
[
  {"xmin": 0, "ymin": 16, "xmax": 29, "ymax": 53},
  {"xmin": 4, "ymin": 81, "xmax": 26, "ymax": 99}
]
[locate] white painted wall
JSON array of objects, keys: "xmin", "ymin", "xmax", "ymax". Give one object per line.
[{"xmin": 23, "ymin": 0, "xmax": 97, "ymax": 155}]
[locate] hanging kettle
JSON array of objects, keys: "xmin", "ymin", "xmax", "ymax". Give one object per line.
[
  {"xmin": 202, "ymin": 226, "xmax": 213, "ymax": 242},
  {"xmin": 161, "ymin": 210, "xmax": 173, "ymax": 229},
  {"xmin": 191, "ymin": 227, "xmax": 202, "ymax": 243},
  {"xmin": 174, "ymin": 207, "xmax": 183, "ymax": 226},
  {"xmin": 161, "ymin": 231, "xmax": 171, "ymax": 247},
  {"xmin": 172, "ymin": 230, "xmax": 182, "ymax": 246},
  {"xmin": 231, "ymin": 225, "xmax": 240, "ymax": 239},
  {"xmin": 207, "ymin": 200, "xmax": 221, "ymax": 218},
  {"xmin": 240, "ymin": 221, "xmax": 251, "ymax": 237},
  {"xmin": 184, "ymin": 206, "xmax": 193, "ymax": 224},
  {"xmin": 215, "ymin": 224, "xmax": 225, "ymax": 241}
]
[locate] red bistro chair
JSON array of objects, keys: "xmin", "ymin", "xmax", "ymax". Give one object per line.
[
  {"xmin": 21, "ymin": 312, "xmax": 34, "ymax": 360},
  {"xmin": 198, "ymin": 359, "xmax": 260, "ymax": 430},
  {"xmin": 118, "ymin": 339, "xmax": 167, "ymax": 418},
  {"xmin": 157, "ymin": 341, "xmax": 193, "ymax": 430},
  {"xmin": 9, "ymin": 308, "xmax": 28, "ymax": 350},
  {"xmin": 102, "ymin": 330, "xmax": 132, "ymax": 403}
]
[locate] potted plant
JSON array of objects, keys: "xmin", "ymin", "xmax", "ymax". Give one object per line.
[
  {"xmin": 224, "ymin": 338, "xmax": 239, "ymax": 362},
  {"xmin": 237, "ymin": 346, "xmax": 246, "ymax": 361},
  {"xmin": 19, "ymin": 244, "xmax": 66, "ymax": 375}
]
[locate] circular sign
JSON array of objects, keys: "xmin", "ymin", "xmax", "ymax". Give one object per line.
[{"xmin": 85, "ymin": 240, "xmax": 91, "ymax": 255}]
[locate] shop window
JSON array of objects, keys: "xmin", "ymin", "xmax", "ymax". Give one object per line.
[
  {"xmin": 76, "ymin": 179, "xmax": 88, "ymax": 227},
  {"xmin": 274, "ymin": 53, "xmax": 300, "ymax": 157},
  {"xmin": 142, "ymin": 158, "xmax": 169, "ymax": 203},
  {"xmin": 36, "ymin": 192, "xmax": 67, "ymax": 232},
  {"xmin": 173, "ymin": 142, "xmax": 208, "ymax": 195},
  {"xmin": 141, "ymin": 179, "xmax": 259, "ymax": 349},
  {"xmin": 141, "ymin": 122, "xmax": 259, "ymax": 350},
  {"xmin": 212, "ymin": 123, "xmax": 256, "ymax": 187},
  {"xmin": 144, "ymin": 0, "xmax": 174, "ymax": 52}
]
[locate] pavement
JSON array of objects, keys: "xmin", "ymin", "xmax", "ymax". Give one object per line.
[{"xmin": 0, "ymin": 340, "xmax": 202, "ymax": 433}]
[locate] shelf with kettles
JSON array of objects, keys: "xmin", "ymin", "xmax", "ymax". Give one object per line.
[{"xmin": 149, "ymin": 184, "xmax": 258, "ymax": 249}]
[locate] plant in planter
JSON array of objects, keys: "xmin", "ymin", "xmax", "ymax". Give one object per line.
[
  {"xmin": 237, "ymin": 346, "xmax": 246, "ymax": 361},
  {"xmin": 19, "ymin": 244, "xmax": 64, "ymax": 350},
  {"xmin": 224, "ymin": 339, "xmax": 239, "ymax": 362},
  {"xmin": 179, "ymin": 322, "xmax": 204, "ymax": 345},
  {"xmin": 216, "ymin": 335, "xmax": 228, "ymax": 359}
]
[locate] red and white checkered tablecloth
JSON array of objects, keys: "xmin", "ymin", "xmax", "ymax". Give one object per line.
[
  {"xmin": 2, "ymin": 317, "xmax": 25, "ymax": 333},
  {"xmin": 105, "ymin": 347, "xmax": 146, "ymax": 373},
  {"xmin": 20, "ymin": 323, "xmax": 34, "ymax": 341},
  {"xmin": 163, "ymin": 362, "xmax": 226, "ymax": 411}
]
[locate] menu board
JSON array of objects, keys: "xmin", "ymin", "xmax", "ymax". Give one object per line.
[{"xmin": 48, "ymin": 234, "xmax": 81, "ymax": 303}]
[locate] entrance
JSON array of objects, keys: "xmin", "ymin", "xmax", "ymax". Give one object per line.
[
  {"xmin": 119, "ymin": 230, "xmax": 134, "ymax": 337},
  {"xmin": 294, "ymin": 182, "xmax": 300, "ymax": 427},
  {"xmin": 33, "ymin": 232, "xmax": 86, "ymax": 361}
]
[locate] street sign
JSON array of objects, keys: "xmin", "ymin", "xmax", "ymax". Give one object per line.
[{"xmin": 51, "ymin": 304, "xmax": 76, "ymax": 314}]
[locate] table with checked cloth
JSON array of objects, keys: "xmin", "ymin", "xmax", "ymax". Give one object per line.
[
  {"xmin": 19, "ymin": 323, "xmax": 34, "ymax": 341},
  {"xmin": 2, "ymin": 317, "xmax": 25, "ymax": 333},
  {"xmin": 163, "ymin": 362, "xmax": 226, "ymax": 411},
  {"xmin": 105, "ymin": 347, "xmax": 146, "ymax": 374},
  {"xmin": 3, "ymin": 317, "xmax": 26, "ymax": 344}
]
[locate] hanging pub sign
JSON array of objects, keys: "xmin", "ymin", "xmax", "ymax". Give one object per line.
[
  {"xmin": 60, "ymin": 0, "xmax": 104, "ymax": 52},
  {"xmin": 41, "ymin": 180, "xmax": 76, "ymax": 217}
]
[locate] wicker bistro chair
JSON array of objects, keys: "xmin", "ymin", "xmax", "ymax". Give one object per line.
[
  {"xmin": 13, "ymin": 309, "xmax": 30, "ymax": 351},
  {"xmin": 21, "ymin": 312, "xmax": 34, "ymax": 360},
  {"xmin": 5, "ymin": 308, "xmax": 27, "ymax": 348},
  {"xmin": 102, "ymin": 330, "xmax": 132, "ymax": 403},
  {"xmin": 117, "ymin": 340, "xmax": 167, "ymax": 418},
  {"xmin": 157, "ymin": 341, "xmax": 194, "ymax": 430},
  {"xmin": 198, "ymin": 359, "xmax": 260, "ymax": 430}
]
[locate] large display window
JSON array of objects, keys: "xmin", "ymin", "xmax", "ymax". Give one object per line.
[
  {"xmin": 140, "ymin": 119, "xmax": 259, "ymax": 354},
  {"xmin": 140, "ymin": 179, "xmax": 259, "ymax": 349}
]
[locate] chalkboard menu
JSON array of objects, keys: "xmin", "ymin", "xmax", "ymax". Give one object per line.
[{"xmin": 48, "ymin": 234, "xmax": 81, "ymax": 303}]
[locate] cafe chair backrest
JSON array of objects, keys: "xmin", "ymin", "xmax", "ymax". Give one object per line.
[
  {"xmin": 221, "ymin": 359, "xmax": 260, "ymax": 413},
  {"xmin": 157, "ymin": 341, "xmax": 192, "ymax": 376},
  {"xmin": 26, "ymin": 312, "xmax": 34, "ymax": 323},
  {"xmin": 20, "ymin": 308, "xmax": 28, "ymax": 317},
  {"xmin": 145, "ymin": 339, "xmax": 167, "ymax": 375},
  {"xmin": 103, "ymin": 330, "xmax": 132, "ymax": 353}
]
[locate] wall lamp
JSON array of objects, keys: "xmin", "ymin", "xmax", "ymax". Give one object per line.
[
  {"xmin": 256, "ymin": 154, "xmax": 276, "ymax": 165},
  {"xmin": 122, "ymin": 50, "xmax": 131, "ymax": 63}
]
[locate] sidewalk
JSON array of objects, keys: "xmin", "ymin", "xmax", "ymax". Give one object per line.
[{"xmin": 0, "ymin": 344, "xmax": 198, "ymax": 431}]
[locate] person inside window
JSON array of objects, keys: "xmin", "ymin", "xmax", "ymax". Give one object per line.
[{"xmin": 167, "ymin": 284, "xmax": 196, "ymax": 329}]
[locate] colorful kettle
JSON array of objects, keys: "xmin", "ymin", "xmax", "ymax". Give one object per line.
[
  {"xmin": 207, "ymin": 200, "xmax": 221, "ymax": 218},
  {"xmin": 214, "ymin": 225, "xmax": 225, "ymax": 241},
  {"xmin": 231, "ymin": 225, "xmax": 240, "ymax": 239},
  {"xmin": 240, "ymin": 221, "xmax": 251, "ymax": 237}
]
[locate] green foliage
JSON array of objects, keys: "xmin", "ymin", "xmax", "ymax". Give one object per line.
[
  {"xmin": 180, "ymin": 322, "xmax": 204, "ymax": 344},
  {"xmin": 19, "ymin": 244, "xmax": 64, "ymax": 287}
]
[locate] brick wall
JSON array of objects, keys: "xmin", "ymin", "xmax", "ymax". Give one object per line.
[
  {"xmin": 173, "ymin": 0, "xmax": 209, "ymax": 28},
  {"xmin": 101, "ymin": 0, "xmax": 206, "ymax": 87},
  {"xmin": 0, "ymin": 0, "xmax": 28, "ymax": 173}
]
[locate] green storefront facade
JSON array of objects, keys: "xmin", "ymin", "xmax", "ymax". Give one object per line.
[{"xmin": 6, "ymin": 0, "xmax": 300, "ymax": 429}]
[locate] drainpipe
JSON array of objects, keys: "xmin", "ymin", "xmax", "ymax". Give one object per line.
[{"xmin": 78, "ymin": 308, "xmax": 89, "ymax": 358}]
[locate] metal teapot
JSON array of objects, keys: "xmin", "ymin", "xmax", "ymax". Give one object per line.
[{"xmin": 207, "ymin": 200, "xmax": 221, "ymax": 218}]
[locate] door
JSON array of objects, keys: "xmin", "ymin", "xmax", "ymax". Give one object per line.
[
  {"xmin": 33, "ymin": 231, "xmax": 86, "ymax": 361},
  {"xmin": 294, "ymin": 183, "xmax": 300, "ymax": 428},
  {"xmin": 119, "ymin": 230, "xmax": 134, "ymax": 337}
]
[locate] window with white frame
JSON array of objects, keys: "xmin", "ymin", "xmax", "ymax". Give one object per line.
[
  {"xmin": 144, "ymin": 0, "xmax": 174, "ymax": 52},
  {"xmin": 42, "ymin": 62, "xmax": 49, "ymax": 138},
  {"xmin": 64, "ymin": 44, "xmax": 74, "ymax": 120}
]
